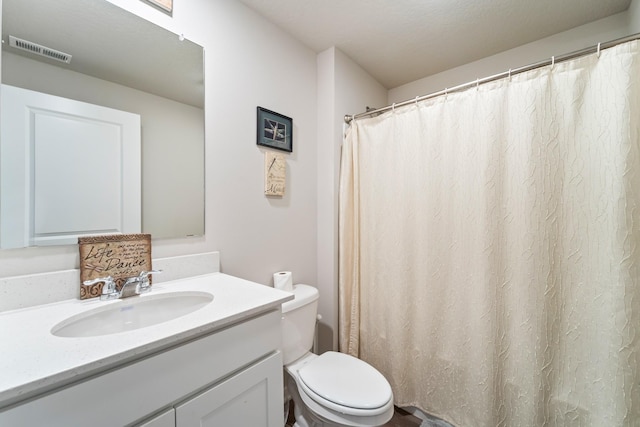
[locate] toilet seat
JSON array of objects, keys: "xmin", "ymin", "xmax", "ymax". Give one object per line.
[{"xmin": 296, "ymin": 351, "xmax": 393, "ymax": 416}]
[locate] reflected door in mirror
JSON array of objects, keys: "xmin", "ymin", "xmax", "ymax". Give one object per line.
[{"xmin": 0, "ymin": 84, "xmax": 141, "ymax": 248}]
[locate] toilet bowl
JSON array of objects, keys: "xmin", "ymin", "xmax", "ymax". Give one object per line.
[{"xmin": 281, "ymin": 284, "xmax": 394, "ymax": 427}]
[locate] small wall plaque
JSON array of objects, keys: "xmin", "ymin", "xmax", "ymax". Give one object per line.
[
  {"xmin": 265, "ymin": 152, "xmax": 286, "ymax": 196},
  {"xmin": 78, "ymin": 234, "xmax": 152, "ymax": 299}
]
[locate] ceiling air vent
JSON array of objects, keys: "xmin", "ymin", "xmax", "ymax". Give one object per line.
[{"xmin": 8, "ymin": 35, "xmax": 72, "ymax": 64}]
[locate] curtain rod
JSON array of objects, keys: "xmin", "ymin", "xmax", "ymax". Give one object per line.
[{"xmin": 344, "ymin": 32, "xmax": 640, "ymax": 124}]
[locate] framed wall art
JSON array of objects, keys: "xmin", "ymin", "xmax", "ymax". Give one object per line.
[
  {"xmin": 142, "ymin": 0, "xmax": 173, "ymax": 14},
  {"xmin": 257, "ymin": 107, "xmax": 293, "ymax": 153}
]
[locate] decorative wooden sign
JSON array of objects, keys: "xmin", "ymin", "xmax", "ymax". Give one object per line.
[
  {"xmin": 78, "ymin": 234, "xmax": 152, "ymax": 299},
  {"xmin": 265, "ymin": 151, "xmax": 286, "ymax": 196}
]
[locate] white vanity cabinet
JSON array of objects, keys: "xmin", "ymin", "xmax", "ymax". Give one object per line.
[
  {"xmin": 0, "ymin": 309, "xmax": 284, "ymax": 427},
  {"xmin": 140, "ymin": 352, "xmax": 282, "ymax": 427},
  {"xmin": 139, "ymin": 409, "xmax": 175, "ymax": 427},
  {"xmin": 174, "ymin": 351, "xmax": 282, "ymax": 426}
]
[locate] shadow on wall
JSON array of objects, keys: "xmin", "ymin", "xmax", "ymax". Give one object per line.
[{"xmin": 316, "ymin": 321, "xmax": 334, "ymax": 353}]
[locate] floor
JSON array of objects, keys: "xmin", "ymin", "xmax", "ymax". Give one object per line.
[
  {"xmin": 285, "ymin": 403, "xmax": 423, "ymax": 426},
  {"xmin": 382, "ymin": 407, "xmax": 424, "ymax": 427}
]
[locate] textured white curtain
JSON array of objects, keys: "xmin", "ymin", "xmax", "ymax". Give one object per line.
[{"xmin": 339, "ymin": 40, "xmax": 640, "ymax": 427}]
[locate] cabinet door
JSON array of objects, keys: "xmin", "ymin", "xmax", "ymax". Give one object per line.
[
  {"xmin": 138, "ymin": 408, "xmax": 175, "ymax": 427},
  {"xmin": 176, "ymin": 352, "xmax": 283, "ymax": 427}
]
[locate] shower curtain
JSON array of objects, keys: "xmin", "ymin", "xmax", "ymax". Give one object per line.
[{"xmin": 339, "ymin": 40, "xmax": 640, "ymax": 426}]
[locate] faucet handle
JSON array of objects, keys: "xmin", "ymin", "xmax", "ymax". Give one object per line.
[
  {"xmin": 138, "ymin": 269, "xmax": 162, "ymax": 278},
  {"xmin": 83, "ymin": 276, "xmax": 118, "ymax": 300},
  {"xmin": 137, "ymin": 269, "xmax": 162, "ymax": 294}
]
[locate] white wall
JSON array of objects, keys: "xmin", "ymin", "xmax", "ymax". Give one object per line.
[
  {"xmin": 389, "ymin": 8, "xmax": 638, "ymax": 103},
  {"xmin": 316, "ymin": 47, "xmax": 386, "ymax": 351},
  {"xmin": 0, "ymin": 0, "xmax": 319, "ymax": 289}
]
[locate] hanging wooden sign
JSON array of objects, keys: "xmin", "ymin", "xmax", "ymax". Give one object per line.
[
  {"xmin": 78, "ymin": 233, "xmax": 152, "ymax": 299},
  {"xmin": 265, "ymin": 151, "xmax": 286, "ymax": 196}
]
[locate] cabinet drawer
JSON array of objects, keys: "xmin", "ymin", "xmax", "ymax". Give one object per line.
[{"xmin": 0, "ymin": 309, "xmax": 281, "ymax": 426}]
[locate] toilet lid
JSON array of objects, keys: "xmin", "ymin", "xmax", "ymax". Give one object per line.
[{"xmin": 297, "ymin": 351, "xmax": 392, "ymax": 412}]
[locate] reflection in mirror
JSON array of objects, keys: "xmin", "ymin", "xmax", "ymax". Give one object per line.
[{"xmin": 1, "ymin": 0, "xmax": 205, "ymax": 248}]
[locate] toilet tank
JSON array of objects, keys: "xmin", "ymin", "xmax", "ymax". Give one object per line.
[{"xmin": 281, "ymin": 284, "xmax": 319, "ymax": 365}]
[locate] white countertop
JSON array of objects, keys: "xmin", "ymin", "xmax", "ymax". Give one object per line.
[{"xmin": 0, "ymin": 272, "xmax": 293, "ymax": 408}]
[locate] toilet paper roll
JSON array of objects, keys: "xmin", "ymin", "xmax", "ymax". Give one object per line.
[{"xmin": 273, "ymin": 271, "xmax": 294, "ymax": 292}]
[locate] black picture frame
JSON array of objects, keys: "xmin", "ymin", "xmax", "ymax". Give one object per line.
[{"xmin": 257, "ymin": 107, "xmax": 293, "ymax": 153}]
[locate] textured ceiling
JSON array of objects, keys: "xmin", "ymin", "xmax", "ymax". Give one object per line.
[
  {"xmin": 237, "ymin": 0, "xmax": 632, "ymax": 88},
  {"xmin": 2, "ymin": 0, "xmax": 204, "ymax": 107}
]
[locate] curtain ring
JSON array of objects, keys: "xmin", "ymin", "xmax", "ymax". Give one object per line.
[
  {"xmin": 551, "ymin": 56, "xmax": 555, "ymax": 70},
  {"xmin": 392, "ymin": 103, "xmax": 396, "ymax": 112},
  {"xmin": 415, "ymin": 96, "xmax": 419, "ymax": 105},
  {"xmin": 476, "ymin": 78, "xmax": 479, "ymax": 90},
  {"xmin": 597, "ymin": 42, "xmax": 601, "ymax": 58},
  {"xmin": 508, "ymin": 69, "xmax": 512, "ymax": 81}
]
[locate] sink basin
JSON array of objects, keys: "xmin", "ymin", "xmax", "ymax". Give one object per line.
[{"xmin": 51, "ymin": 291, "xmax": 214, "ymax": 338}]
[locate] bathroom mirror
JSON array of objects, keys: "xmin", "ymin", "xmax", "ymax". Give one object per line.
[{"xmin": 1, "ymin": 0, "xmax": 205, "ymax": 248}]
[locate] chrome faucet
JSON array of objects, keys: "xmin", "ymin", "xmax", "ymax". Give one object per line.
[
  {"xmin": 121, "ymin": 270, "xmax": 162, "ymax": 298},
  {"xmin": 83, "ymin": 270, "xmax": 162, "ymax": 301},
  {"xmin": 83, "ymin": 276, "xmax": 118, "ymax": 301}
]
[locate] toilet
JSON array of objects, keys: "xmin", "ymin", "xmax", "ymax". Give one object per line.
[{"xmin": 281, "ymin": 284, "xmax": 394, "ymax": 427}]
